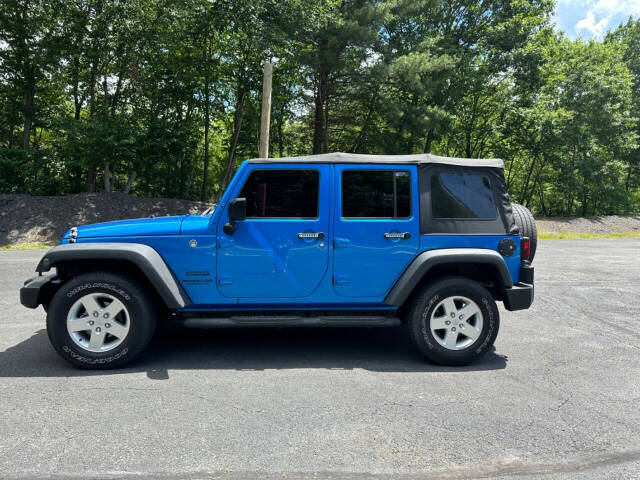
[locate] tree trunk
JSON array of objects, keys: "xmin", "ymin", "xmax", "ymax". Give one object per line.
[
  {"xmin": 87, "ymin": 166, "xmax": 96, "ymax": 193},
  {"xmin": 89, "ymin": 62, "xmax": 97, "ymax": 116},
  {"xmin": 465, "ymin": 130, "xmax": 472, "ymax": 158},
  {"xmin": 313, "ymin": 41, "xmax": 330, "ymax": 154},
  {"xmin": 179, "ymin": 100, "xmax": 194, "ymax": 198},
  {"xmin": 539, "ymin": 187, "xmax": 548, "ymax": 216},
  {"xmin": 277, "ymin": 112, "xmax": 284, "ymax": 158},
  {"xmin": 351, "ymin": 86, "xmax": 380, "ymax": 153},
  {"xmin": 103, "ymin": 162, "xmax": 111, "ymax": 192},
  {"xmin": 22, "ymin": 77, "xmax": 35, "ymax": 149},
  {"xmin": 70, "ymin": 56, "xmax": 83, "ymax": 192},
  {"xmin": 73, "ymin": 55, "xmax": 82, "ymax": 120},
  {"xmin": 8, "ymin": 122, "xmax": 15, "ymax": 147},
  {"xmin": 525, "ymin": 159, "xmax": 546, "ymax": 208},
  {"xmin": 322, "ymin": 95, "xmax": 330, "ymax": 152},
  {"xmin": 201, "ymin": 46, "xmax": 211, "ymax": 201},
  {"xmin": 86, "ymin": 62, "xmax": 98, "ymax": 193},
  {"xmin": 519, "ymin": 153, "xmax": 538, "ymax": 205},
  {"xmin": 311, "ymin": 35, "xmax": 348, "ymax": 154},
  {"xmin": 123, "ymin": 170, "xmax": 137, "ymax": 194},
  {"xmin": 423, "ymin": 130, "xmax": 433, "ymax": 154},
  {"xmin": 216, "ymin": 86, "xmax": 246, "ymax": 201},
  {"xmin": 313, "ymin": 81, "xmax": 325, "ymax": 154},
  {"xmin": 464, "ymin": 92, "xmax": 480, "ymax": 158}
]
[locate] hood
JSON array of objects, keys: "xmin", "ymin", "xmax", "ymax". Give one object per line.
[{"xmin": 64, "ymin": 215, "xmax": 187, "ymax": 240}]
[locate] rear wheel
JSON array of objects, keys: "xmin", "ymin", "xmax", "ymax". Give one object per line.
[
  {"xmin": 47, "ymin": 271, "xmax": 156, "ymax": 369},
  {"xmin": 405, "ymin": 277, "xmax": 500, "ymax": 366}
]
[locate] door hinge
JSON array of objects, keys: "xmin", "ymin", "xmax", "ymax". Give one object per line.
[{"xmin": 218, "ymin": 238, "xmax": 234, "ymax": 249}]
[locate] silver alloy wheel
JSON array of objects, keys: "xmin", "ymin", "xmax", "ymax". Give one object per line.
[
  {"xmin": 429, "ymin": 295, "xmax": 484, "ymax": 350},
  {"xmin": 66, "ymin": 293, "xmax": 130, "ymax": 353}
]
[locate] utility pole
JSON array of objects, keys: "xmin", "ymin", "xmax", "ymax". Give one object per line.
[{"xmin": 258, "ymin": 61, "xmax": 272, "ymax": 158}]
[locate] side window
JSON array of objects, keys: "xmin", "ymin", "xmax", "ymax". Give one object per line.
[
  {"xmin": 342, "ymin": 170, "xmax": 411, "ymax": 218},
  {"xmin": 431, "ymin": 172, "xmax": 496, "ymax": 219},
  {"xmin": 239, "ymin": 170, "xmax": 319, "ymax": 218}
]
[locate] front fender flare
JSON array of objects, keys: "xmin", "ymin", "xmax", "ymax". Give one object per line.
[
  {"xmin": 384, "ymin": 248, "xmax": 513, "ymax": 306},
  {"xmin": 36, "ymin": 243, "xmax": 190, "ymax": 309}
]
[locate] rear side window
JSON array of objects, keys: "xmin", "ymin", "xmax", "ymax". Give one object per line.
[
  {"xmin": 431, "ymin": 172, "xmax": 496, "ymax": 219},
  {"xmin": 240, "ymin": 170, "xmax": 319, "ymax": 218},
  {"xmin": 342, "ymin": 170, "xmax": 411, "ymax": 218}
]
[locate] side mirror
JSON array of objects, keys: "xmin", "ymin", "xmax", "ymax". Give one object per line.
[
  {"xmin": 223, "ymin": 197, "xmax": 246, "ymax": 235},
  {"xmin": 228, "ymin": 197, "xmax": 246, "ymax": 221}
]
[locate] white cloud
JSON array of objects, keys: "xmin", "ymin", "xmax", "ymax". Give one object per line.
[
  {"xmin": 594, "ymin": 0, "xmax": 620, "ymax": 11},
  {"xmin": 576, "ymin": 10, "xmax": 610, "ymax": 36},
  {"xmin": 574, "ymin": 0, "xmax": 640, "ymax": 38}
]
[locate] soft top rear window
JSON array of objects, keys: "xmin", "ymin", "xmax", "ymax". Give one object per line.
[
  {"xmin": 418, "ymin": 164, "xmax": 515, "ymax": 235},
  {"xmin": 431, "ymin": 172, "xmax": 496, "ymax": 219}
]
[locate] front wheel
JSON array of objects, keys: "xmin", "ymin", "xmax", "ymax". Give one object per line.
[
  {"xmin": 405, "ymin": 277, "xmax": 500, "ymax": 366},
  {"xmin": 46, "ymin": 271, "xmax": 156, "ymax": 369}
]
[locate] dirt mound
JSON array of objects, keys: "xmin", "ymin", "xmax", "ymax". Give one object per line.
[{"xmin": 0, "ymin": 193, "xmax": 213, "ymax": 246}]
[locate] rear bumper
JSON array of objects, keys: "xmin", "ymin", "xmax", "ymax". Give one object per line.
[
  {"xmin": 503, "ymin": 283, "xmax": 534, "ymax": 311},
  {"xmin": 503, "ymin": 265, "xmax": 534, "ymax": 311},
  {"xmin": 20, "ymin": 274, "xmax": 60, "ymax": 309}
]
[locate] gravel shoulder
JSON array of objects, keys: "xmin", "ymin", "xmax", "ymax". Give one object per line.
[{"xmin": 536, "ymin": 215, "xmax": 640, "ymax": 235}]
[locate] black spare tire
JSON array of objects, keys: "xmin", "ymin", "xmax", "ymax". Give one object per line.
[{"xmin": 511, "ymin": 203, "xmax": 537, "ymax": 261}]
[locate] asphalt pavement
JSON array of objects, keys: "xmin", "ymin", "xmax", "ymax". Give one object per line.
[{"xmin": 1, "ymin": 239, "xmax": 639, "ymax": 479}]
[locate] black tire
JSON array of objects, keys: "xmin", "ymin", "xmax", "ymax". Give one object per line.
[
  {"xmin": 511, "ymin": 203, "xmax": 537, "ymax": 261},
  {"xmin": 405, "ymin": 277, "xmax": 500, "ymax": 366},
  {"xmin": 46, "ymin": 271, "xmax": 156, "ymax": 369}
]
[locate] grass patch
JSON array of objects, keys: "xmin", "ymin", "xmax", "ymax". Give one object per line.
[
  {"xmin": 0, "ymin": 242, "xmax": 53, "ymax": 250},
  {"xmin": 539, "ymin": 231, "xmax": 640, "ymax": 240}
]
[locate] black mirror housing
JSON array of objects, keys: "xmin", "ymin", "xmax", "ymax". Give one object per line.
[{"xmin": 228, "ymin": 197, "xmax": 246, "ymax": 221}]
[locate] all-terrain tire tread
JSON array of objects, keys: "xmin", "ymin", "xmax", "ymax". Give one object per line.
[{"xmin": 511, "ymin": 203, "xmax": 537, "ymax": 261}]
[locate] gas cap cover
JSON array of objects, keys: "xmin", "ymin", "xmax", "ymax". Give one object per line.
[{"xmin": 498, "ymin": 238, "xmax": 516, "ymax": 257}]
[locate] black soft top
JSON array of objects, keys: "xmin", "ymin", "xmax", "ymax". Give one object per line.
[{"xmin": 248, "ymin": 152, "xmax": 504, "ymax": 169}]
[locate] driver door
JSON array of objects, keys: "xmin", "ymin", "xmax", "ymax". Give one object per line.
[{"xmin": 216, "ymin": 164, "xmax": 331, "ymax": 298}]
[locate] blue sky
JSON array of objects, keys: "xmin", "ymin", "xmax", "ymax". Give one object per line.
[{"xmin": 554, "ymin": 0, "xmax": 640, "ymax": 38}]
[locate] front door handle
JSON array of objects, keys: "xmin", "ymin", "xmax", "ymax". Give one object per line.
[
  {"xmin": 297, "ymin": 232, "xmax": 325, "ymax": 240},
  {"xmin": 383, "ymin": 232, "xmax": 411, "ymax": 239}
]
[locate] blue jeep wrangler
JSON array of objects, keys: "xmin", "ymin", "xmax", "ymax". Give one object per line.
[{"xmin": 21, "ymin": 153, "xmax": 536, "ymax": 369}]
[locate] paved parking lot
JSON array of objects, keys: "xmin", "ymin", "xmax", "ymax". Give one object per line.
[{"xmin": 1, "ymin": 239, "xmax": 639, "ymax": 479}]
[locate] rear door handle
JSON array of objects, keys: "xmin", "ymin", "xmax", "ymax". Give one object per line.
[
  {"xmin": 334, "ymin": 237, "xmax": 351, "ymax": 249},
  {"xmin": 297, "ymin": 232, "xmax": 325, "ymax": 239},
  {"xmin": 383, "ymin": 232, "xmax": 411, "ymax": 239}
]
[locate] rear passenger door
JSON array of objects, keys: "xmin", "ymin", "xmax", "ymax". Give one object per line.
[{"xmin": 332, "ymin": 164, "xmax": 419, "ymax": 298}]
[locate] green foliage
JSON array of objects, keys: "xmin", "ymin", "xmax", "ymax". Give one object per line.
[{"xmin": 0, "ymin": 1, "xmax": 638, "ymax": 215}]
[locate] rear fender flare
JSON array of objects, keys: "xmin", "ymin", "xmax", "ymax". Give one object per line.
[
  {"xmin": 384, "ymin": 248, "xmax": 513, "ymax": 306},
  {"xmin": 36, "ymin": 243, "xmax": 190, "ymax": 309}
]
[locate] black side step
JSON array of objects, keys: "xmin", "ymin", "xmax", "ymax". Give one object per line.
[{"xmin": 178, "ymin": 315, "xmax": 401, "ymax": 328}]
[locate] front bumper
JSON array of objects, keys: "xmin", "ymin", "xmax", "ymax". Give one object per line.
[{"xmin": 20, "ymin": 274, "xmax": 60, "ymax": 309}]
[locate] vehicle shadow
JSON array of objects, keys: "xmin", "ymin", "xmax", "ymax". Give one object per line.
[{"xmin": 0, "ymin": 326, "xmax": 507, "ymax": 379}]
